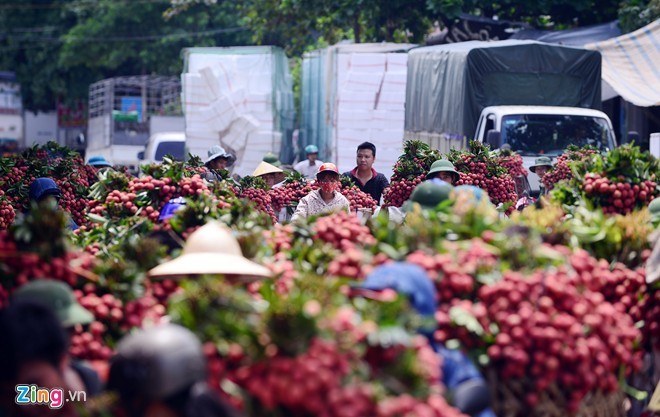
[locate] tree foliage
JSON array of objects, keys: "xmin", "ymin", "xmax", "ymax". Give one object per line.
[
  {"xmin": 0, "ymin": 0, "xmax": 249, "ymax": 111},
  {"xmin": 618, "ymin": 0, "xmax": 660, "ymax": 33},
  {"xmin": 0, "ymin": 0, "xmax": 654, "ymax": 113},
  {"xmin": 426, "ymin": 0, "xmax": 620, "ymax": 28},
  {"xmin": 0, "ymin": 0, "xmax": 78, "ymax": 112},
  {"xmin": 233, "ymin": 0, "xmax": 622, "ymax": 57},
  {"xmin": 59, "ymin": 1, "xmax": 249, "ymax": 75},
  {"xmin": 228, "ymin": 0, "xmax": 432, "ymax": 56}
]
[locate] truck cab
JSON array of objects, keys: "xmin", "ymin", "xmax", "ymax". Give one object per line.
[
  {"xmin": 475, "ymin": 105, "xmax": 617, "ymax": 191},
  {"xmin": 137, "ymin": 132, "xmax": 186, "ymax": 166},
  {"xmin": 0, "ymin": 71, "xmax": 23, "ymax": 152},
  {"xmin": 86, "ymin": 75, "xmax": 183, "ymax": 175}
]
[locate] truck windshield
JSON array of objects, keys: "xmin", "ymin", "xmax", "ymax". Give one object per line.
[
  {"xmin": 155, "ymin": 141, "xmax": 186, "ymax": 161},
  {"xmin": 0, "ymin": 76, "xmax": 22, "ymax": 113},
  {"xmin": 501, "ymin": 114, "xmax": 615, "ymax": 156}
]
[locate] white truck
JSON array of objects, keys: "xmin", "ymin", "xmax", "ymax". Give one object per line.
[
  {"xmin": 137, "ymin": 131, "xmax": 186, "ymax": 166},
  {"xmin": 0, "ymin": 71, "xmax": 23, "ymax": 152},
  {"xmin": 404, "ymin": 40, "xmax": 622, "ymax": 193},
  {"xmin": 85, "ymin": 76, "xmax": 183, "ymax": 172},
  {"xmin": 476, "ymin": 105, "xmax": 617, "ymax": 190}
]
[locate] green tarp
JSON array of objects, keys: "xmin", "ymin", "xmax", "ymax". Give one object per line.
[{"xmin": 405, "ymin": 40, "xmax": 602, "ymax": 140}]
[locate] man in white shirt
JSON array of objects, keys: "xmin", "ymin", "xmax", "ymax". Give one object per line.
[{"xmin": 293, "ymin": 145, "xmax": 324, "ymax": 180}]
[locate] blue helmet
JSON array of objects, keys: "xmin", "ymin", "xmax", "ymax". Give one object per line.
[
  {"xmin": 357, "ymin": 262, "xmax": 437, "ymax": 317},
  {"xmin": 88, "ymin": 155, "xmax": 112, "ymax": 167},
  {"xmin": 29, "ymin": 178, "xmax": 62, "ymax": 202},
  {"xmin": 453, "ymin": 185, "xmax": 487, "ymax": 204},
  {"xmin": 304, "ymin": 145, "xmax": 319, "ymax": 154},
  {"xmin": 158, "ymin": 197, "xmax": 187, "ymax": 222}
]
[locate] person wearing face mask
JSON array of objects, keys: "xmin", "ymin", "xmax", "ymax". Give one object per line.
[
  {"xmin": 87, "ymin": 156, "xmax": 114, "ymax": 173},
  {"xmin": 426, "ymin": 160, "xmax": 461, "ymax": 185},
  {"xmin": 290, "ymin": 163, "xmax": 350, "ymax": 222}
]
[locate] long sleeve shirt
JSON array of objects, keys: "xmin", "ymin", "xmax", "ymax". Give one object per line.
[{"xmin": 290, "ymin": 189, "xmax": 350, "ymax": 222}]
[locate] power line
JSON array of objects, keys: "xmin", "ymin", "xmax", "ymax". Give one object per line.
[
  {"xmin": 1, "ymin": 27, "xmax": 247, "ymax": 43},
  {"xmin": 12, "ymin": 26, "xmax": 59, "ymax": 33},
  {"xmin": 70, "ymin": 26, "xmax": 247, "ymax": 41},
  {"xmin": 0, "ymin": 26, "xmax": 248, "ymax": 51},
  {"xmin": 0, "ymin": 0, "xmax": 171, "ymax": 10}
]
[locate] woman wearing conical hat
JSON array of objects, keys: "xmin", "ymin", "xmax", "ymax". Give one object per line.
[{"xmin": 252, "ymin": 161, "xmax": 286, "ymax": 189}]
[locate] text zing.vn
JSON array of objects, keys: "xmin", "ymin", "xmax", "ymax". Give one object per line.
[{"xmin": 15, "ymin": 385, "xmax": 86, "ymax": 409}]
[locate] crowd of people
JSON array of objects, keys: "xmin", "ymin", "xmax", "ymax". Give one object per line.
[
  {"xmin": 29, "ymin": 134, "xmax": 660, "ymax": 226},
  {"xmin": 0, "ymin": 221, "xmax": 270, "ymax": 417},
  {"xmin": 0, "ymin": 220, "xmax": 498, "ymax": 417},
  {"xmin": 191, "ymin": 139, "xmax": 554, "ymax": 220},
  {"xmin": 0, "ymin": 294, "xmax": 243, "ymax": 417},
  {"xmin": 25, "ymin": 137, "xmax": 651, "ymax": 224},
  {"xmin": 5, "ymin": 139, "xmax": 660, "ymax": 417},
  {"xmin": 150, "ymin": 140, "xmax": 393, "ymax": 221}
]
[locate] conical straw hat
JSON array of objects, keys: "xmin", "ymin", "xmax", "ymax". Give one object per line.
[
  {"xmin": 252, "ymin": 161, "xmax": 283, "ymax": 177},
  {"xmin": 148, "ymin": 221, "xmax": 271, "ymax": 281}
]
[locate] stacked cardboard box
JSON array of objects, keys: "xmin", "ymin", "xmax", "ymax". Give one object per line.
[
  {"xmin": 182, "ymin": 47, "xmax": 294, "ymax": 177},
  {"xmin": 333, "ymin": 49, "xmax": 412, "ymax": 181}
]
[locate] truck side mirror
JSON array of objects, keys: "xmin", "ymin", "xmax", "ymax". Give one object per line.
[
  {"xmin": 137, "ymin": 151, "xmax": 145, "ymax": 160},
  {"xmin": 76, "ymin": 133, "xmax": 86, "ymax": 145},
  {"xmin": 622, "ymin": 131, "xmax": 639, "ymax": 145},
  {"xmin": 486, "ymin": 130, "xmax": 501, "ymax": 149}
]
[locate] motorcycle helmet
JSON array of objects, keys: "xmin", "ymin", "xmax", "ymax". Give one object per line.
[{"xmin": 107, "ymin": 324, "xmax": 207, "ymax": 401}]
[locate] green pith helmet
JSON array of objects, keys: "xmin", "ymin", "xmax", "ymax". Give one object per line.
[
  {"xmin": 262, "ymin": 152, "xmax": 282, "ymax": 167},
  {"xmin": 649, "ymin": 197, "xmax": 660, "ymax": 225},
  {"xmin": 427, "ymin": 159, "xmax": 460, "ymax": 183},
  {"xmin": 403, "ymin": 181, "xmax": 453, "ymax": 212},
  {"xmin": 529, "ymin": 156, "xmax": 553, "ymax": 173},
  {"xmin": 12, "ymin": 279, "xmax": 94, "ymax": 327}
]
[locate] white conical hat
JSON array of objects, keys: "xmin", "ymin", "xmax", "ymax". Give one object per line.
[
  {"xmin": 148, "ymin": 221, "xmax": 271, "ymax": 281},
  {"xmin": 252, "ymin": 161, "xmax": 283, "ymax": 177}
]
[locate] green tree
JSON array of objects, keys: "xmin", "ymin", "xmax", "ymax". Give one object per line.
[
  {"xmin": 175, "ymin": 0, "xmax": 433, "ymax": 57},
  {"xmin": 618, "ymin": 0, "xmax": 660, "ymax": 33},
  {"xmin": 59, "ymin": 1, "xmax": 250, "ymax": 75},
  {"xmin": 426, "ymin": 0, "xmax": 620, "ymax": 29},
  {"xmin": 0, "ymin": 0, "xmax": 250, "ymax": 112},
  {"xmin": 173, "ymin": 0, "xmax": 626, "ymax": 58},
  {"xmin": 1, "ymin": 0, "xmax": 653, "ymax": 113},
  {"xmin": 0, "ymin": 1, "xmax": 79, "ymax": 111}
]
